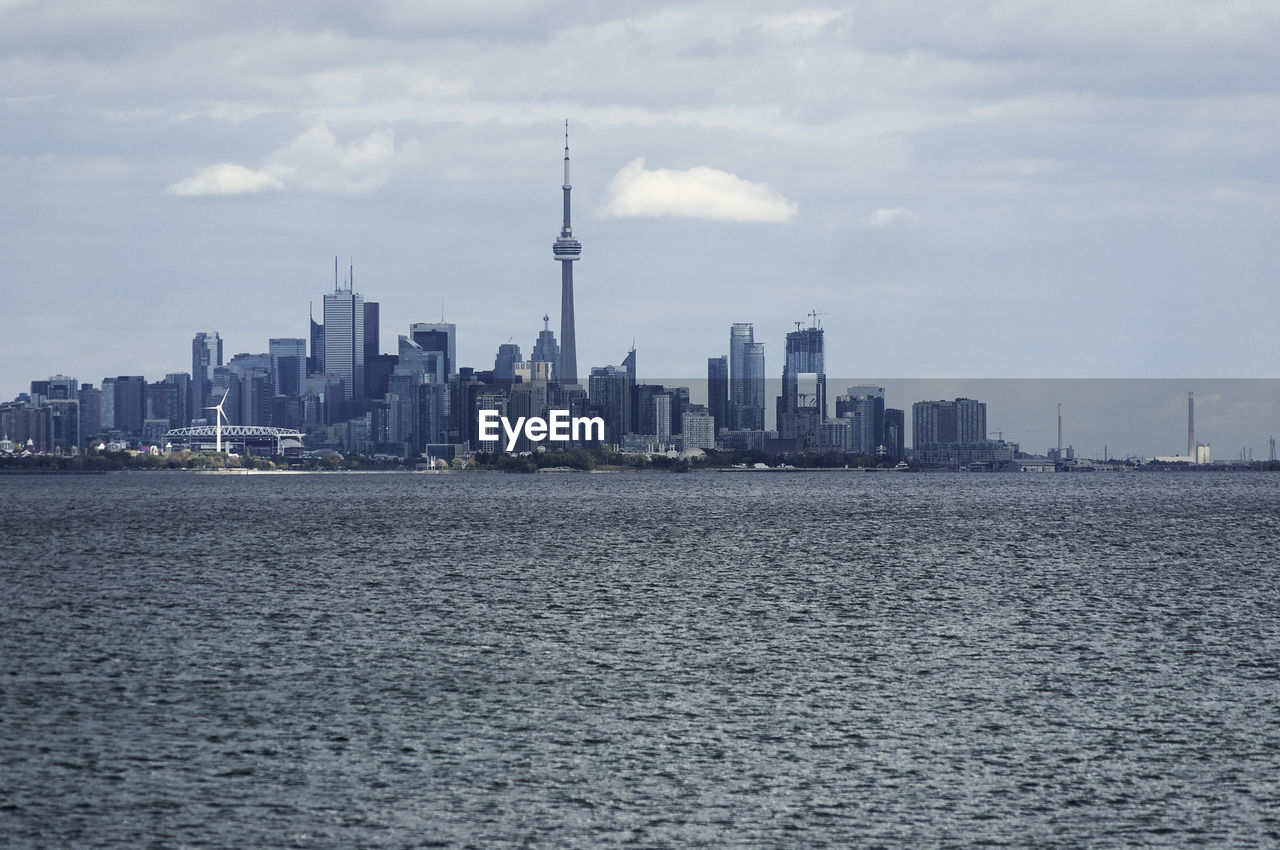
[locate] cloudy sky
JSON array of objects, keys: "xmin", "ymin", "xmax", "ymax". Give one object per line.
[{"xmin": 4, "ymin": 0, "xmax": 1278, "ymax": 449}]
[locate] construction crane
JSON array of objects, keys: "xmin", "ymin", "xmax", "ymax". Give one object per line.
[{"xmin": 991, "ymin": 428, "xmax": 1039, "ymax": 441}]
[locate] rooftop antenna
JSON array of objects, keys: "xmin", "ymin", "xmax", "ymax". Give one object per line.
[
  {"xmin": 349, "ymin": 259, "xmax": 354, "ymax": 292},
  {"xmin": 334, "ymin": 256, "xmax": 339, "ymax": 292}
]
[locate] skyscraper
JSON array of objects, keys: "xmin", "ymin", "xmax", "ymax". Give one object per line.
[
  {"xmin": 410, "ymin": 322, "xmax": 456, "ymax": 380},
  {"xmin": 779, "ymin": 322, "xmax": 826, "ymax": 421},
  {"xmin": 835, "ymin": 386, "xmax": 884, "ymax": 455},
  {"xmin": 531, "ymin": 314, "xmax": 560, "ymax": 381},
  {"xmin": 363, "ymin": 301, "xmax": 380, "ymax": 361},
  {"xmin": 552, "ymin": 121, "xmax": 582, "ymax": 386},
  {"xmin": 323, "ymin": 261, "xmax": 365, "ymax": 400},
  {"xmin": 192, "ymin": 331, "xmax": 223, "ymax": 424},
  {"xmin": 729, "ymin": 324, "xmax": 765, "ymax": 431},
  {"xmin": 707, "ymin": 355, "xmax": 729, "ymax": 435},
  {"xmin": 494, "ymin": 343, "xmax": 522, "ymax": 384},
  {"xmin": 269, "ymin": 338, "xmax": 307, "ymax": 397},
  {"xmin": 308, "ymin": 304, "xmax": 324, "ymax": 377}
]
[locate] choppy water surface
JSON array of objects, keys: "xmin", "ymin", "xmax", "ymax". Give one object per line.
[{"xmin": 2, "ymin": 471, "xmax": 1278, "ymax": 848}]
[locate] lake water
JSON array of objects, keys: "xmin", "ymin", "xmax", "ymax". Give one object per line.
[{"xmin": 2, "ymin": 471, "xmax": 1278, "ymax": 848}]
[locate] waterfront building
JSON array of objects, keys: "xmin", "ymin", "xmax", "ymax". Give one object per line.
[
  {"xmin": 100, "ymin": 377, "xmax": 116, "ymax": 431},
  {"xmin": 47, "ymin": 399, "xmax": 81, "ymax": 453},
  {"xmin": 835, "ymin": 386, "xmax": 884, "ymax": 455},
  {"xmin": 913, "ymin": 398, "xmax": 987, "ymax": 450},
  {"xmin": 112, "ymin": 376, "xmax": 147, "ymax": 438},
  {"xmin": 729, "ymin": 324, "xmax": 766, "ymax": 431},
  {"xmin": 778, "ymin": 322, "xmax": 826, "ymax": 446},
  {"xmin": 680, "ymin": 405, "xmax": 716, "ymax": 451},
  {"xmin": 652, "ymin": 393, "xmax": 672, "ymax": 447},
  {"xmin": 77, "ymin": 383, "xmax": 101, "ymax": 438},
  {"xmin": 707, "ymin": 355, "xmax": 729, "ymax": 434},
  {"xmin": 883, "ymin": 408, "xmax": 905, "ymax": 459}
]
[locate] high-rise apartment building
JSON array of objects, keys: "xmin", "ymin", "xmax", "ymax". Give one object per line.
[
  {"xmin": 836, "ymin": 386, "xmax": 884, "ymax": 455},
  {"xmin": 681, "ymin": 405, "xmax": 716, "ymax": 451},
  {"xmin": 729, "ymin": 324, "xmax": 765, "ymax": 431},
  {"xmin": 779, "ymin": 323, "xmax": 826, "ymax": 438},
  {"xmin": 707, "ymin": 356, "xmax": 729, "ymax": 434},
  {"xmin": 913, "ymin": 398, "xmax": 987, "ymax": 450},
  {"xmin": 883, "ymin": 408, "xmax": 905, "ymax": 459}
]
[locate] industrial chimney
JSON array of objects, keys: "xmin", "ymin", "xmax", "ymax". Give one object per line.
[{"xmin": 1187, "ymin": 392, "xmax": 1195, "ymax": 458}]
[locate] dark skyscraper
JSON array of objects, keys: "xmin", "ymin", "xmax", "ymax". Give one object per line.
[
  {"xmin": 552, "ymin": 121, "xmax": 582, "ymax": 386},
  {"xmin": 308, "ymin": 304, "xmax": 324, "ymax": 377},
  {"xmin": 708, "ymin": 355, "xmax": 729, "ymax": 434},
  {"xmin": 884, "ymin": 408, "xmax": 905, "ymax": 459},
  {"xmin": 363, "ymin": 301, "xmax": 380, "ymax": 361}
]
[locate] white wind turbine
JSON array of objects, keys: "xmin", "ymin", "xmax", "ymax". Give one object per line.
[{"xmin": 205, "ymin": 389, "xmax": 230, "ymax": 453}]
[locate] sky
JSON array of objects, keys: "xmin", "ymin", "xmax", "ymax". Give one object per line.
[{"xmin": 3, "ymin": 1, "xmax": 1278, "ymax": 453}]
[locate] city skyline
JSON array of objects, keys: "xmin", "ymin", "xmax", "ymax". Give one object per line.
[
  {"xmin": 5, "ymin": 2, "xmax": 1278, "ymax": 407},
  {"xmin": 2, "ymin": 130, "xmax": 1276, "ymax": 461}
]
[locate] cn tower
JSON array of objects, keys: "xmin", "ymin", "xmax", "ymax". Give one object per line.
[{"xmin": 552, "ymin": 120, "xmax": 581, "ymax": 385}]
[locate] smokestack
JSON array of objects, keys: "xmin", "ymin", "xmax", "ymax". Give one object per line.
[
  {"xmin": 1057, "ymin": 402, "xmax": 1062, "ymax": 457},
  {"xmin": 1188, "ymin": 391, "xmax": 1195, "ymax": 458}
]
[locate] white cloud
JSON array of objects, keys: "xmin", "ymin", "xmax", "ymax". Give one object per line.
[
  {"xmin": 601, "ymin": 158, "xmax": 796, "ymax": 223},
  {"xmin": 166, "ymin": 162, "xmax": 283, "ymax": 196},
  {"xmin": 167, "ymin": 125, "xmax": 411, "ymax": 197},
  {"xmin": 865, "ymin": 207, "xmax": 920, "ymax": 228}
]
